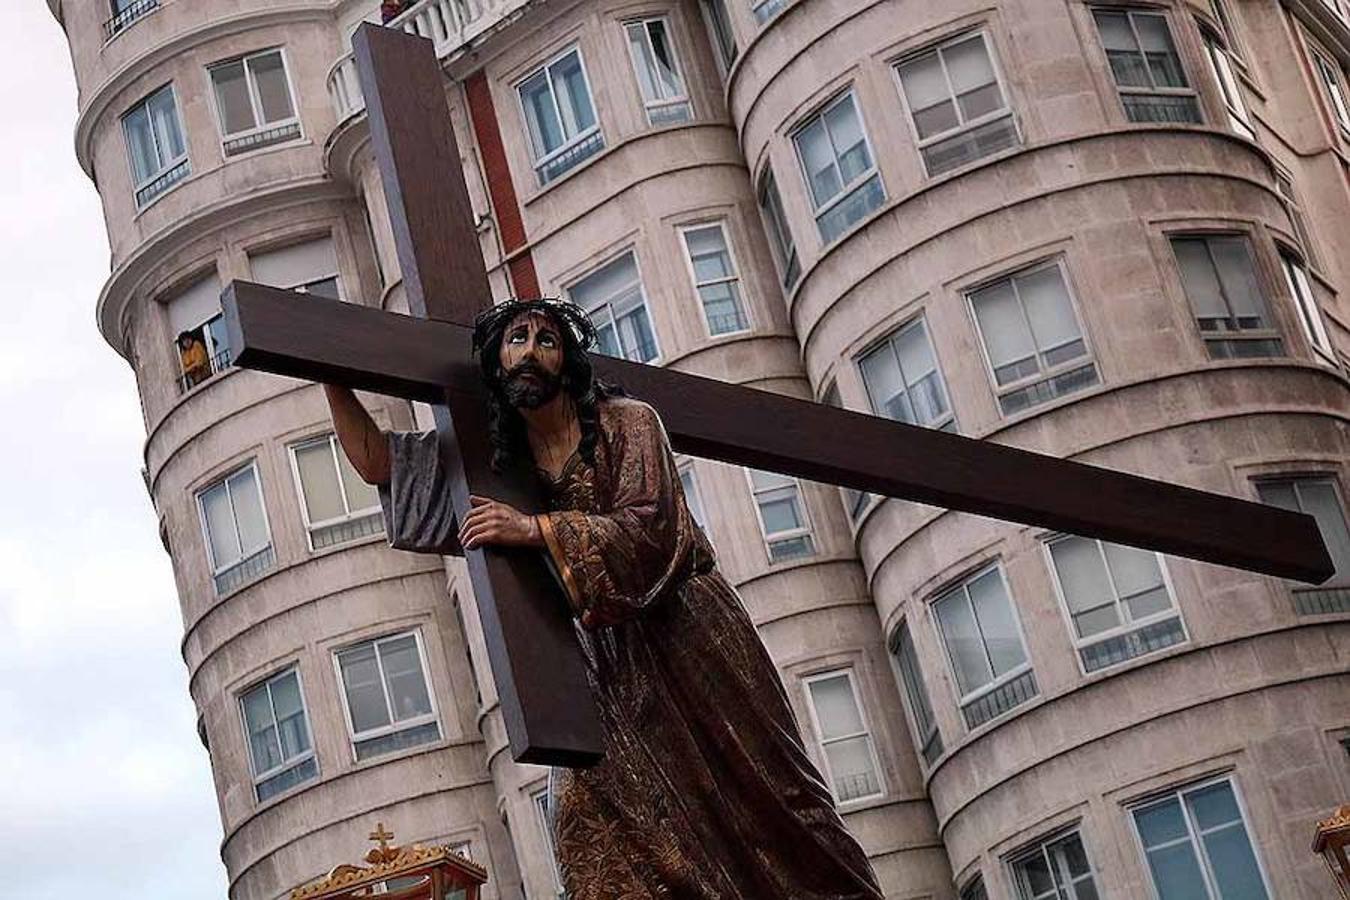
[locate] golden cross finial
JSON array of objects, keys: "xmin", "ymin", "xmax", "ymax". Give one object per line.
[{"xmin": 369, "ymin": 823, "xmax": 395, "ymax": 856}]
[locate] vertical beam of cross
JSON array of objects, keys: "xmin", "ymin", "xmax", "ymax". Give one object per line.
[{"xmin": 353, "ymin": 24, "xmax": 603, "ymax": 766}]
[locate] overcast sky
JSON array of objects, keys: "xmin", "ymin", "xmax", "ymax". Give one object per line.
[{"xmin": 0, "ymin": 5, "xmax": 229, "ymax": 897}]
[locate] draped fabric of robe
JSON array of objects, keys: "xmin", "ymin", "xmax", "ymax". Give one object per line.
[{"xmin": 381, "ymin": 397, "xmax": 883, "ymax": 900}]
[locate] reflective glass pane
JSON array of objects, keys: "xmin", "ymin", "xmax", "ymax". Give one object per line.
[
  {"xmin": 797, "ymin": 118, "xmax": 841, "ymax": 207},
  {"xmin": 248, "ymin": 52, "xmax": 295, "ymax": 124},
  {"xmin": 1299, "ymin": 482, "xmax": 1350, "ymax": 580},
  {"xmin": 685, "ymin": 226, "xmax": 733, "ymax": 281},
  {"xmin": 626, "ymin": 24, "xmax": 659, "ymax": 101},
  {"xmin": 338, "ymin": 643, "xmax": 391, "ymax": 733},
  {"xmin": 229, "ymin": 467, "xmax": 269, "ymax": 556},
  {"xmin": 551, "ymin": 51, "xmax": 595, "ymax": 137},
  {"xmin": 212, "ymin": 62, "xmax": 255, "ymax": 135},
  {"xmin": 295, "ymin": 441, "xmax": 345, "ymax": 524},
  {"xmin": 968, "ymin": 568, "xmax": 1026, "ymax": 677},
  {"xmin": 337, "ymin": 444, "xmax": 381, "ymax": 513},
  {"xmin": 824, "ymin": 735, "xmax": 879, "ymax": 798},
  {"xmin": 148, "ymin": 87, "xmax": 186, "ymax": 161},
  {"xmin": 972, "ymin": 280, "xmax": 1037, "ymax": 377},
  {"xmin": 808, "ymin": 674, "xmax": 865, "ymax": 737},
  {"xmin": 1018, "ymin": 267, "xmax": 1081, "ymax": 355},
  {"xmin": 123, "ymin": 104, "xmax": 159, "ymax": 184},
  {"xmin": 1136, "ymin": 799, "xmax": 1189, "ymax": 846},
  {"xmin": 860, "ymin": 344, "xmax": 904, "ymax": 416},
  {"xmin": 1145, "ymin": 842, "xmax": 1209, "ymax": 899},
  {"xmin": 380, "ymin": 636, "xmax": 433, "ymax": 721},
  {"xmin": 1210, "ymin": 238, "xmax": 1267, "ymax": 322},
  {"xmin": 1202, "ymin": 825, "xmax": 1269, "ymax": 900},
  {"xmin": 520, "ymin": 70, "xmax": 563, "ymax": 156},
  {"xmin": 647, "ymin": 20, "xmax": 683, "ymax": 97},
  {"xmin": 935, "ymin": 589, "xmax": 993, "ymax": 694},
  {"xmin": 1103, "ymin": 543, "xmax": 1166, "ymax": 605},
  {"xmin": 269, "ymin": 672, "xmax": 310, "ymax": 758},
  {"xmin": 898, "ymin": 51, "xmax": 952, "ymax": 113},
  {"xmin": 1051, "ymin": 537, "xmax": 1120, "ymax": 638},
  {"xmin": 1173, "ymin": 239, "xmax": 1228, "ymax": 322},
  {"xmin": 759, "ymin": 496, "xmax": 802, "ymax": 535},
  {"xmin": 201, "ymin": 482, "xmax": 242, "ymax": 567}
]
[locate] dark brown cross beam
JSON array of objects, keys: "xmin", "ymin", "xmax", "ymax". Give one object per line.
[{"xmin": 222, "ymin": 25, "xmax": 1332, "ymax": 768}]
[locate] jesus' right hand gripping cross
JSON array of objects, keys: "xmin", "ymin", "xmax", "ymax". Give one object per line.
[{"xmin": 222, "ymin": 25, "xmax": 1333, "ymax": 768}]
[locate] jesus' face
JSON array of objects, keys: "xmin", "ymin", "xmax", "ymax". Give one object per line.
[{"xmin": 498, "ymin": 310, "xmax": 566, "ymax": 410}]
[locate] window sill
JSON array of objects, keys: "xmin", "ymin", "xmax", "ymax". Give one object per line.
[
  {"xmin": 220, "ymin": 131, "xmax": 310, "ymax": 162},
  {"xmin": 304, "ymin": 528, "xmax": 388, "ymax": 561},
  {"xmin": 348, "ymin": 733, "xmax": 450, "ymax": 772},
  {"xmin": 132, "ymin": 164, "xmax": 196, "ymax": 219}
]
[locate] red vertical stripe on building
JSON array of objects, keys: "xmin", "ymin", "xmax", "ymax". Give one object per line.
[{"xmin": 464, "ymin": 70, "xmax": 541, "ymax": 297}]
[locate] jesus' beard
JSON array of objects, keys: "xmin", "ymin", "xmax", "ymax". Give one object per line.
[{"xmin": 502, "ymin": 362, "xmax": 563, "ymax": 410}]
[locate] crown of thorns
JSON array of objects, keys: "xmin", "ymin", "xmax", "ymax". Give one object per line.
[{"xmin": 471, "ymin": 297, "xmax": 598, "ymax": 356}]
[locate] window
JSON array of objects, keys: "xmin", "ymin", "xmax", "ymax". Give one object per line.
[
  {"xmin": 335, "ymin": 631, "xmax": 441, "ymax": 760},
  {"xmin": 793, "ymin": 92, "xmax": 886, "ymax": 244},
  {"xmin": 1131, "ymin": 778, "xmax": 1271, "ymax": 900},
  {"xmin": 1257, "ymin": 479, "xmax": 1350, "ymax": 588},
  {"xmin": 889, "ymin": 621, "xmax": 943, "ymax": 766},
  {"xmin": 858, "ymin": 317, "xmax": 953, "ymax": 429},
  {"xmin": 933, "ymin": 565, "xmax": 1037, "ymax": 729},
  {"xmin": 531, "ymin": 788, "xmax": 564, "ymax": 896},
  {"xmin": 968, "ymin": 261, "xmax": 1099, "ymax": 415},
  {"xmin": 1274, "ymin": 169, "xmax": 1317, "ymax": 266},
  {"xmin": 680, "ymin": 223, "xmax": 749, "ymax": 336},
  {"xmin": 568, "ymin": 251, "xmax": 659, "ymax": 362},
  {"xmin": 249, "ymin": 236, "xmax": 343, "ymax": 299},
  {"xmin": 1207, "ymin": 0, "xmax": 1244, "ymax": 61},
  {"xmin": 1092, "ymin": 9, "xmax": 1201, "ymax": 124},
  {"xmin": 122, "ymin": 84, "xmax": 190, "ymax": 207},
  {"xmin": 1200, "ymin": 31, "xmax": 1253, "ymax": 140},
  {"xmin": 239, "ymin": 667, "xmax": 317, "ymax": 802},
  {"xmin": 168, "ymin": 273, "xmax": 232, "ymax": 394},
  {"xmin": 679, "ymin": 464, "xmax": 711, "ymax": 542},
  {"xmin": 1279, "ymin": 251, "xmax": 1332, "ymax": 359},
  {"xmin": 625, "ymin": 18, "xmax": 691, "ymax": 127},
  {"xmin": 757, "ymin": 167, "xmax": 800, "ymax": 289},
  {"xmin": 748, "ymin": 469, "xmax": 815, "ymax": 562},
  {"xmin": 1170, "ymin": 235, "xmax": 1282, "ymax": 359},
  {"xmin": 804, "ymin": 670, "xmax": 884, "ymax": 803},
  {"xmin": 700, "ymin": 0, "xmax": 738, "ymax": 73},
  {"xmin": 1010, "ymin": 830, "xmax": 1100, "ymax": 900},
  {"xmin": 896, "ymin": 32, "xmax": 1020, "ymax": 176},
  {"xmin": 209, "ymin": 49, "xmax": 301, "ymax": 156},
  {"xmin": 518, "ymin": 47, "xmax": 603, "ymax": 185},
  {"xmin": 290, "ymin": 434, "xmax": 384, "ymax": 550},
  {"xmin": 105, "ymin": 0, "xmax": 160, "ymax": 39},
  {"xmin": 1312, "ymin": 50, "xmax": 1350, "ymax": 135},
  {"xmin": 960, "ymin": 875, "xmax": 989, "ymax": 900},
  {"xmin": 1047, "ymin": 536, "xmax": 1185, "ymax": 673},
  {"xmin": 823, "ymin": 385, "xmax": 872, "ymax": 520},
  {"xmin": 752, "ymin": 0, "xmax": 787, "ymax": 25},
  {"xmin": 198, "ymin": 462, "xmax": 275, "ymax": 596}
]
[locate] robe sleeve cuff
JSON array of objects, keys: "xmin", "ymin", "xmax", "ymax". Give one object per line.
[{"xmin": 538, "ymin": 513, "xmax": 584, "ymax": 616}]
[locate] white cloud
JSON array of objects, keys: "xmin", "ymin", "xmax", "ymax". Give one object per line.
[{"xmin": 0, "ymin": 7, "xmax": 227, "ymax": 898}]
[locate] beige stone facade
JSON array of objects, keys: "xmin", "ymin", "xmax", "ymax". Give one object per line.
[{"xmin": 50, "ymin": 0, "xmax": 1350, "ymax": 897}]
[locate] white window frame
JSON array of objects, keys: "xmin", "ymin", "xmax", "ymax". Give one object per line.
[
  {"xmin": 530, "ymin": 786, "xmax": 564, "ymax": 895},
  {"xmin": 857, "ymin": 314, "xmax": 955, "ymax": 430},
  {"xmin": 756, "ymin": 165, "xmax": 800, "ymax": 290},
  {"xmin": 965, "ymin": 258, "xmax": 1097, "ymax": 408},
  {"xmin": 1206, "ymin": 0, "xmax": 1246, "ymax": 63},
  {"xmin": 196, "ymin": 460, "xmax": 274, "ymax": 581},
  {"xmin": 678, "ymin": 221, "xmax": 752, "ymax": 338},
  {"xmin": 699, "ymin": 0, "xmax": 738, "ymax": 75},
  {"xmin": 122, "ymin": 83, "xmax": 190, "ymax": 207},
  {"xmin": 888, "ymin": 619, "xmax": 943, "ymax": 766},
  {"xmin": 751, "ymin": 0, "xmax": 788, "ymax": 25},
  {"xmin": 207, "ymin": 47, "xmax": 303, "ymax": 154},
  {"xmin": 1127, "ymin": 775, "xmax": 1274, "ymax": 900},
  {"xmin": 1311, "ymin": 49, "xmax": 1350, "ymax": 135},
  {"xmin": 623, "ymin": 16, "xmax": 692, "ymax": 127},
  {"xmin": 1200, "ymin": 29, "xmax": 1253, "ymax": 140},
  {"xmin": 1008, "ymin": 827, "xmax": 1103, "ymax": 900},
  {"xmin": 801, "ymin": 668, "xmax": 886, "ymax": 805},
  {"xmin": 930, "ymin": 563, "xmax": 1033, "ymax": 708},
  {"xmin": 791, "ymin": 91, "xmax": 884, "ymax": 238},
  {"xmin": 1279, "ymin": 250, "xmax": 1333, "ymax": 360},
  {"xmin": 1092, "ymin": 8, "xmax": 1200, "ymax": 122},
  {"xmin": 1043, "ymin": 535, "xmax": 1187, "ymax": 676},
  {"xmin": 1273, "ymin": 168, "xmax": 1318, "ymax": 267},
  {"xmin": 892, "ymin": 30, "xmax": 1020, "ymax": 174},
  {"xmin": 237, "ymin": 665, "xmax": 317, "ymax": 801},
  {"xmin": 678, "ymin": 461, "xmax": 713, "ymax": 545},
  {"xmin": 332, "ymin": 629, "xmax": 442, "ymax": 759},
  {"xmin": 567, "ymin": 249, "xmax": 662, "ymax": 363},
  {"xmin": 746, "ymin": 468, "xmax": 816, "ymax": 563},
  {"xmin": 515, "ymin": 45, "xmax": 603, "ymax": 182},
  {"xmin": 287, "ymin": 433, "xmax": 384, "ymax": 550},
  {"xmin": 1169, "ymin": 232, "xmax": 1282, "ymax": 356}
]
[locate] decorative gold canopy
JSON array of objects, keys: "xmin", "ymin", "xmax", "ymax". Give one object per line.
[
  {"xmin": 289, "ymin": 824, "xmax": 487, "ymax": 900},
  {"xmin": 1314, "ymin": 805, "xmax": 1350, "ymax": 900}
]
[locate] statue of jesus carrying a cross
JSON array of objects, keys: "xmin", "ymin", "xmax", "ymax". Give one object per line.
[{"xmin": 324, "ymin": 296, "xmax": 885, "ymax": 899}]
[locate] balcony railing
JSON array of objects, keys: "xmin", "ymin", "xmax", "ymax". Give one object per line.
[
  {"xmin": 104, "ymin": 0, "xmax": 160, "ymax": 41},
  {"xmin": 135, "ymin": 158, "xmax": 189, "ymax": 208},
  {"xmin": 326, "ymin": 0, "xmax": 536, "ymax": 123},
  {"xmin": 223, "ymin": 121, "xmax": 302, "ymax": 157}
]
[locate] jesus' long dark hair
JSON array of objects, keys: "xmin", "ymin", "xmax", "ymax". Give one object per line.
[{"xmin": 472, "ymin": 298, "xmax": 622, "ymax": 473}]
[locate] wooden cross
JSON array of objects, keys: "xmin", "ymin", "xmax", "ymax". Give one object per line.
[
  {"xmin": 368, "ymin": 823, "xmax": 397, "ymax": 863},
  {"xmin": 222, "ymin": 25, "xmax": 1331, "ymax": 768}
]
